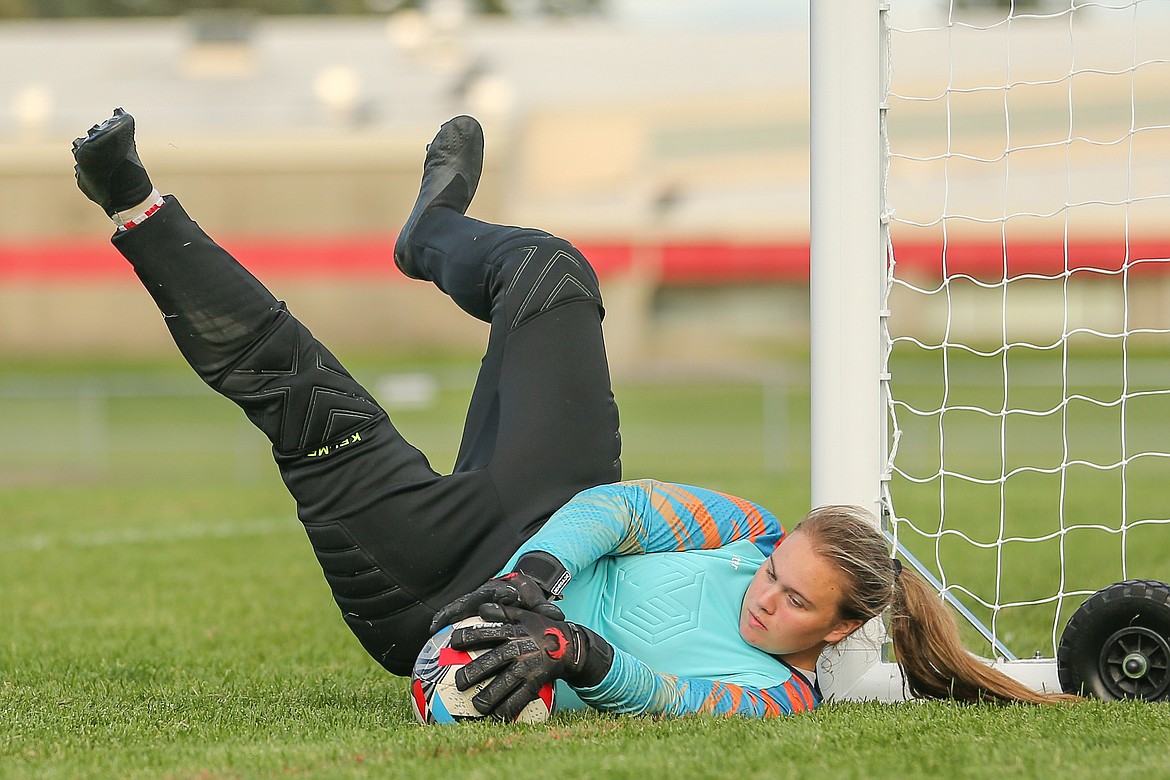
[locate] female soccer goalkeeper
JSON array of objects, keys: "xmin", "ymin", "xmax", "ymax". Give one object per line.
[{"xmin": 72, "ymin": 110, "xmax": 1072, "ymax": 721}]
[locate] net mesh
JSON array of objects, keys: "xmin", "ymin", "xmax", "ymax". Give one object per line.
[{"xmin": 883, "ymin": 0, "xmax": 1170, "ymax": 658}]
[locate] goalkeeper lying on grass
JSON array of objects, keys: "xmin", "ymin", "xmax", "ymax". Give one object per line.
[{"xmin": 72, "ymin": 109, "xmax": 1074, "ymax": 720}]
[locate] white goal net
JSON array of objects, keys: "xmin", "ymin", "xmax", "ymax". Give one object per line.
[{"xmin": 883, "ymin": 0, "xmax": 1170, "ymax": 664}]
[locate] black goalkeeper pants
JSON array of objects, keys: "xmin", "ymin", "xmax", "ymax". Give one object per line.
[{"xmin": 111, "ymin": 197, "xmax": 622, "ymax": 675}]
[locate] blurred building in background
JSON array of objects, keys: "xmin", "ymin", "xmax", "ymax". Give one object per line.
[{"xmin": 3, "ymin": 0, "xmax": 1170, "ymax": 366}]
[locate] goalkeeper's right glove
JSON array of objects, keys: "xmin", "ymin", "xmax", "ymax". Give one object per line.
[
  {"xmin": 450, "ymin": 603, "xmax": 614, "ymax": 721},
  {"xmin": 429, "ymin": 551, "xmax": 570, "ymax": 633}
]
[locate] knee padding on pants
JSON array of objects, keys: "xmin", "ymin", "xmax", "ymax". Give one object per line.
[
  {"xmin": 500, "ymin": 239, "xmax": 603, "ymax": 331},
  {"xmin": 302, "ymin": 521, "xmax": 418, "ymax": 621},
  {"xmin": 215, "ymin": 309, "xmax": 383, "ymax": 454}
]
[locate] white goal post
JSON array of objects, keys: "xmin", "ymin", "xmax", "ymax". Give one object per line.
[
  {"xmin": 811, "ymin": 0, "xmax": 1170, "ymax": 701},
  {"xmin": 809, "ymin": 0, "xmax": 921, "ymax": 703}
]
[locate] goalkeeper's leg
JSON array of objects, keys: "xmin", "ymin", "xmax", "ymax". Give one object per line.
[
  {"xmin": 73, "ymin": 110, "xmax": 526, "ymax": 675},
  {"xmin": 109, "ymin": 198, "xmax": 493, "ymax": 672},
  {"xmin": 398, "ymin": 204, "xmax": 622, "ymax": 543},
  {"xmin": 111, "ymin": 199, "xmax": 390, "ymax": 456},
  {"xmin": 393, "ymin": 114, "xmax": 621, "ymax": 559}
]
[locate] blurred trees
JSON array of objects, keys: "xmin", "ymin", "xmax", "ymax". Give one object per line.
[{"xmin": 0, "ymin": 0, "xmax": 604, "ymax": 19}]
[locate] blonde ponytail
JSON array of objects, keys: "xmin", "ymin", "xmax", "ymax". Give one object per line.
[{"xmin": 888, "ymin": 567, "xmax": 1077, "ymax": 704}]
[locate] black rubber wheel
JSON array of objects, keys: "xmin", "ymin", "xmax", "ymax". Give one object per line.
[{"xmin": 1056, "ymin": 579, "xmax": 1170, "ymax": 701}]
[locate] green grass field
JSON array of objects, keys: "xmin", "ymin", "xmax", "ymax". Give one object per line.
[{"xmin": 3, "ymin": 352, "xmax": 1170, "ymax": 779}]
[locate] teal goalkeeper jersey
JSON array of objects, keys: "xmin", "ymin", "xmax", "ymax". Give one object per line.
[{"xmin": 498, "ymin": 480, "xmax": 821, "ymax": 718}]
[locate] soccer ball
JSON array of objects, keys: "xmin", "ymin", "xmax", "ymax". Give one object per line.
[{"xmin": 411, "ymin": 616, "xmax": 556, "ymax": 724}]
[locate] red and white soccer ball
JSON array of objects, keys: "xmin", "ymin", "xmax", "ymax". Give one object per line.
[{"xmin": 411, "ymin": 616, "xmax": 556, "ymax": 725}]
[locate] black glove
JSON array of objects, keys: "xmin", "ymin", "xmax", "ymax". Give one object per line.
[
  {"xmin": 449, "ymin": 603, "xmax": 614, "ymax": 721},
  {"xmin": 429, "ymin": 551, "xmax": 570, "ymax": 633}
]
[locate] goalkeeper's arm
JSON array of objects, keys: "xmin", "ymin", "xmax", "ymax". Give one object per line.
[
  {"xmin": 574, "ymin": 643, "xmax": 820, "ymax": 718},
  {"xmin": 500, "ymin": 479, "xmax": 785, "ymax": 581}
]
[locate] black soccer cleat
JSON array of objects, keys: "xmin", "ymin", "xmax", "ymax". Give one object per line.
[
  {"xmin": 393, "ymin": 115, "xmax": 484, "ymax": 279},
  {"xmin": 72, "ymin": 108, "xmax": 154, "ymax": 217}
]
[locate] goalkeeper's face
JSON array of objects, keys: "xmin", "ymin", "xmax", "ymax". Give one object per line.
[{"xmin": 738, "ymin": 531, "xmax": 864, "ymax": 666}]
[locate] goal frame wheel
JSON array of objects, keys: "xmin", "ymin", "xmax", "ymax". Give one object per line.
[{"xmin": 1056, "ymin": 579, "xmax": 1170, "ymax": 701}]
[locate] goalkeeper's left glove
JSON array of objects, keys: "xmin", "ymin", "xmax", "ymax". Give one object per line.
[
  {"xmin": 449, "ymin": 603, "xmax": 614, "ymax": 721},
  {"xmin": 429, "ymin": 551, "xmax": 571, "ymax": 633}
]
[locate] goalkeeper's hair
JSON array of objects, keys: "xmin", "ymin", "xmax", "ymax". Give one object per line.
[{"xmin": 794, "ymin": 506, "xmax": 1079, "ymax": 705}]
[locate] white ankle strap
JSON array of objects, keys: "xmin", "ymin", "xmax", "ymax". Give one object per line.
[{"xmin": 114, "ymin": 190, "xmax": 165, "ymax": 230}]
